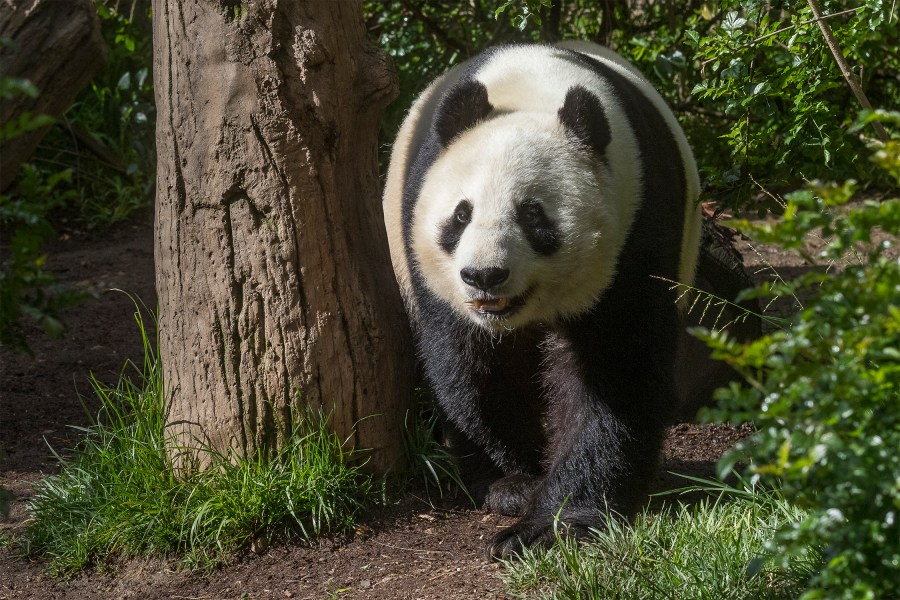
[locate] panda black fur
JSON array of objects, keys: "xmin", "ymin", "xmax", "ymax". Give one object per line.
[{"xmin": 383, "ymin": 42, "xmax": 702, "ymax": 560}]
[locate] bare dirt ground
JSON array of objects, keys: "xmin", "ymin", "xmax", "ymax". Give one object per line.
[{"xmin": 1, "ymin": 214, "xmax": 760, "ymax": 600}]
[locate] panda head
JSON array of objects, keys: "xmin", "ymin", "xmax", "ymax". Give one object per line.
[{"xmin": 411, "ymin": 79, "xmax": 626, "ymax": 332}]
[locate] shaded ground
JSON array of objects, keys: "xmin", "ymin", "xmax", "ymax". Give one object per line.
[{"xmin": 1, "ymin": 215, "xmax": 756, "ymax": 600}]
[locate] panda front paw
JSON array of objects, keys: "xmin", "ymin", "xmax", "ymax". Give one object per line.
[
  {"xmin": 487, "ymin": 517, "xmax": 557, "ymax": 561},
  {"xmin": 484, "ymin": 473, "xmax": 539, "ymax": 516},
  {"xmin": 486, "ymin": 513, "xmax": 600, "ymax": 562}
]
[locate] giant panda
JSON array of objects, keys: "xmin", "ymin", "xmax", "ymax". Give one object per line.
[{"xmin": 382, "ymin": 42, "xmax": 702, "ymax": 560}]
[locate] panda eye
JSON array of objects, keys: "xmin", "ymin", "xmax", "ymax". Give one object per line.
[
  {"xmin": 517, "ymin": 199, "xmax": 561, "ymax": 256},
  {"xmin": 519, "ymin": 200, "xmax": 545, "ymax": 228},
  {"xmin": 454, "ymin": 201, "xmax": 472, "ymax": 224}
]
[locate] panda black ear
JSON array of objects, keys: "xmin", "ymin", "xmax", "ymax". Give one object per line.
[
  {"xmin": 433, "ymin": 79, "xmax": 493, "ymax": 147},
  {"xmin": 558, "ymin": 86, "xmax": 611, "ymax": 156}
]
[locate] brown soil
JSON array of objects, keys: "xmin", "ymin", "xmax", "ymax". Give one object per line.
[{"xmin": 1, "ymin": 214, "xmax": 759, "ymax": 600}]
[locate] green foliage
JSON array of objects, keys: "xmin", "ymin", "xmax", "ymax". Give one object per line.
[
  {"xmin": 698, "ymin": 117, "xmax": 900, "ymax": 599},
  {"xmin": 0, "ymin": 77, "xmax": 54, "ymax": 140},
  {"xmin": 502, "ymin": 478, "xmax": 812, "ymax": 599},
  {"xmin": 0, "ymin": 70, "xmax": 91, "ymax": 353},
  {"xmin": 682, "ymin": 0, "xmax": 898, "ymax": 206},
  {"xmin": 22, "ymin": 309, "xmax": 375, "ymax": 573},
  {"xmin": 494, "ymin": 0, "xmax": 552, "ymax": 30},
  {"xmin": 0, "ymin": 2, "xmax": 155, "ymax": 351},
  {"xmin": 31, "ymin": 3, "xmax": 155, "ymax": 228},
  {"xmin": 0, "ymin": 164, "xmax": 90, "ymax": 352},
  {"xmin": 598, "ymin": 0, "xmax": 898, "ymax": 208}
]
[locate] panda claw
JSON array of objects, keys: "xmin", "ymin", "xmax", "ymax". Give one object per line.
[
  {"xmin": 487, "ymin": 518, "xmax": 555, "ymax": 562},
  {"xmin": 487, "ymin": 514, "xmax": 601, "ymax": 562}
]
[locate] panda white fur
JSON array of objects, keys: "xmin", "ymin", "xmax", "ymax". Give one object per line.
[{"xmin": 383, "ymin": 42, "xmax": 701, "ymax": 560}]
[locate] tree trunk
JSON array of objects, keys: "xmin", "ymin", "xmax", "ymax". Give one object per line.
[
  {"xmin": 152, "ymin": 1, "xmax": 413, "ymax": 471},
  {"xmin": 0, "ymin": 0, "xmax": 106, "ymax": 191}
]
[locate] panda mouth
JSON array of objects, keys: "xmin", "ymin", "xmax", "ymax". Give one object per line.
[
  {"xmin": 465, "ymin": 288, "xmax": 532, "ymax": 319},
  {"xmin": 471, "ymin": 297, "xmax": 513, "ymax": 315}
]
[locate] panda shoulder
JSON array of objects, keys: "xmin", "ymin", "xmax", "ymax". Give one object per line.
[{"xmin": 383, "ymin": 61, "xmax": 474, "ymax": 321}]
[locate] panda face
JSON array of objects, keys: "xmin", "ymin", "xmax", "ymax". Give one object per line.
[{"xmin": 411, "ymin": 112, "xmax": 623, "ymax": 331}]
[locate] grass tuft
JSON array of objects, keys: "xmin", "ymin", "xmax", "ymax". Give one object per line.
[
  {"xmin": 402, "ymin": 390, "xmax": 471, "ymax": 504},
  {"xmin": 501, "ymin": 478, "xmax": 818, "ymax": 600},
  {"xmin": 21, "ymin": 308, "xmax": 374, "ymax": 573}
]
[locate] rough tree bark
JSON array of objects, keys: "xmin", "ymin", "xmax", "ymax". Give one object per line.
[
  {"xmin": 0, "ymin": 0, "xmax": 106, "ymax": 191},
  {"xmin": 153, "ymin": 1, "xmax": 413, "ymax": 471}
]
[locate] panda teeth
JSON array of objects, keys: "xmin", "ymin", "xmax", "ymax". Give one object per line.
[{"xmin": 473, "ymin": 297, "xmax": 509, "ymax": 313}]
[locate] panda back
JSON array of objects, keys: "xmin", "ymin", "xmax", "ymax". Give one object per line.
[
  {"xmin": 555, "ymin": 41, "xmax": 701, "ymax": 286},
  {"xmin": 383, "ymin": 62, "xmax": 475, "ymax": 320}
]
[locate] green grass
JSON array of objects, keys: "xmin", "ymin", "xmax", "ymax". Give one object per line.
[
  {"xmin": 501, "ymin": 478, "xmax": 818, "ymax": 600},
  {"xmin": 401, "ymin": 391, "xmax": 471, "ymax": 505},
  {"xmin": 21, "ymin": 309, "xmax": 374, "ymax": 573}
]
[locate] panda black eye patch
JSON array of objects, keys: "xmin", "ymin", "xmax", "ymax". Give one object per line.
[
  {"xmin": 517, "ymin": 199, "xmax": 561, "ymax": 256},
  {"xmin": 438, "ymin": 200, "xmax": 472, "ymax": 254}
]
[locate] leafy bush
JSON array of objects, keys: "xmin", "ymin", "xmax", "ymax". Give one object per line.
[
  {"xmin": 22, "ymin": 309, "xmax": 376, "ymax": 572},
  {"xmin": 0, "ymin": 75, "xmax": 54, "ymax": 140},
  {"xmin": 700, "ymin": 114, "xmax": 900, "ymax": 599},
  {"xmin": 0, "ymin": 165, "xmax": 91, "ymax": 352},
  {"xmin": 682, "ymin": 0, "xmax": 898, "ymax": 207},
  {"xmin": 30, "ymin": 3, "xmax": 155, "ymax": 228},
  {"xmin": 0, "ymin": 77, "xmax": 90, "ymax": 353},
  {"xmin": 0, "ymin": 2, "xmax": 156, "ymax": 351}
]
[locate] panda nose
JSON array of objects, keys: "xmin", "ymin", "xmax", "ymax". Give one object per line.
[{"xmin": 460, "ymin": 267, "xmax": 509, "ymax": 291}]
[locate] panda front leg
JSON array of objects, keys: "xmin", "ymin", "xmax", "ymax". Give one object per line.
[
  {"xmin": 487, "ymin": 309, "xmax": 674, "ymax": 560},
  {"xmin": 418, "ymin": 316, "xmax": 547, "ymax": 511},
  {"xmin": 439, "ymin": 414, "xmax": 542, "ymax": 514}
]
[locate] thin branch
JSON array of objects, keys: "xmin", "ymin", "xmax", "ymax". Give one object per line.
[
  {"xmin": 69, "ymin": 122, "xmax": 130, "ymax": 174},
  {"xmin": 749, "ymin": 172, "xmax": 787, "ymax": 209},
  {"xmin": 371, "ymin": 540, "xmax": 453, "ymax": 559},
  {"xmin": 807, "ymin": 0, "xmax": 889, "ymax": 142},
  {"xmin": 700, "ymin": 6, "xmax": 864, "ymax": 69},
  {"xmin": 748, "ymin": 6, "xmax": 862, "ymax": 48}
]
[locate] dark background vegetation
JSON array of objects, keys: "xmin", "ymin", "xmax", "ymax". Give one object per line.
[
  {"xmin": 4, "ymin": 0, "xmax": 898, "ymax": 352},
  {"xmin": 1, "ymin": 1, "xmax": 898, "ymax": 598}
]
